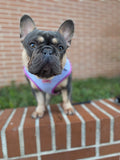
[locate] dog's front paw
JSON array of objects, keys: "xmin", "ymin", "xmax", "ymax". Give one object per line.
[
  {"xmin": 31, "ymin": 111, "xmax": 45, "ymax": 119},
  {"xmin": 63, "ymin": 102, "xmax": 75, "ymax": 115},
  {"xmin": 31, "ymin": 105, "xmax": 45, "ymax": 118},
  {"xmin": 64, "ymin": 107, "xmax": 74, "ymax": 115}
]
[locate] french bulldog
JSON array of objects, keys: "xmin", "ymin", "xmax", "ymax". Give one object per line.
[{"xmin": 20, "ymin": 15, "xmax": 74, "ymax": 118}]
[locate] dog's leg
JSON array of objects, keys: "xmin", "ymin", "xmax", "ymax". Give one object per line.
[
  {"xmin": 32, "ymin": 93, "xmax": 51, "ymax": 118},
  {"xmin": 30, "ymin": 80, "xmax": 46, "ymax": 118},
  {"xmin": 62, "ymin": 89, "xmax": 74, "ymax": 115},
  {"xmin": 32, "ymin": 91, "xmax": 46, "ymax": 118},
  {"xmin": 45, "ymin": 93, "xmax": 51, "ymax": 106},
  {"xmin": 61, "ymin": 75, "xmax": 74, "ymax": 115}
]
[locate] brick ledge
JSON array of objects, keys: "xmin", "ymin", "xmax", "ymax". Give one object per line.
[{"xmin": 1, "ymin": 98, "xmax": 120, "ymax": 160}]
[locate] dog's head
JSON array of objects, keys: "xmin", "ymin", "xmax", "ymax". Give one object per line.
[{"xmin": 20, "ymin": 15, "xmax": 74, "ymax": 79}]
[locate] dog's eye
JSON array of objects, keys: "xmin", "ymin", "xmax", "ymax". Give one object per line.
[
  {"xmin": 58, "ymin": 45, "xmax": 64, "ymax": 51},
  {"xmin": 30, "ymin": 42, "xmax": 36, "ymax": 49}
]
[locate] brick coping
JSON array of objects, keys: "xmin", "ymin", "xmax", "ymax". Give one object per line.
[{"xmin": 1, "ymin": 98, "xmax": 120, "ymax": 160}]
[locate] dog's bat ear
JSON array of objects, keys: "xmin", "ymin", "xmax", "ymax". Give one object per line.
[
  {"xmin": 20, "ymin": 15, "xmax": 36, "ymax": 42},
  {"xmin": 58, "ymin": 20, "xmax": 74, "ymax": 47}
]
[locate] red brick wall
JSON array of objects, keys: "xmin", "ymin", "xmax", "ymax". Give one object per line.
[
  {"xmin": 1, "ymin": 98, "xmax": 120, "ymax": 160},
  {"xmin": 0, "ymin": 0, "xmax": 120, "ymax": 87}
]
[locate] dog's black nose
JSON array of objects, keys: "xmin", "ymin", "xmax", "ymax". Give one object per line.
[{"xmin": 42, "ymin": 47, "xmax": 53, "ymax": 56}]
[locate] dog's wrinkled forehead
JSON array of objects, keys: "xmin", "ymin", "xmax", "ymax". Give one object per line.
[
  {"xmin": 23, "ymin": 29, "xmax": 66, "ymax": 46},
  {"xmin": 20, "ymin": 15, "xmax": 74, "ymax": 49}
]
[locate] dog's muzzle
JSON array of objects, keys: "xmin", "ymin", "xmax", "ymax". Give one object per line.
[
  {"xmin": 41, "ymin": 46, "xmax": 54, "ymax": 56},
  {"xmin": 28, "ymin": 46, "xmax": 62, "ymax": 78}
]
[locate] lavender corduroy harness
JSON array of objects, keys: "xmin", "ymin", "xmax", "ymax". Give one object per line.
[{"xmin": 24, "ymin": 59, "xmax": 72, "ymax": 95}]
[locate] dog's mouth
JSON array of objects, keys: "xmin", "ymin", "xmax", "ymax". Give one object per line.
[
  {"xmin": 28, "ymin": 55, "xmax": 62, "ymax": 78},
  {"xmin": 36, "ymin": 63, "xmax": 61, "ymax": 78}
]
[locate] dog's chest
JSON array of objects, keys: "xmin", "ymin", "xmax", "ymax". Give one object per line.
[{"xmin": 24, "ymin": 59, "xmax": 71, "ymax": 95}]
